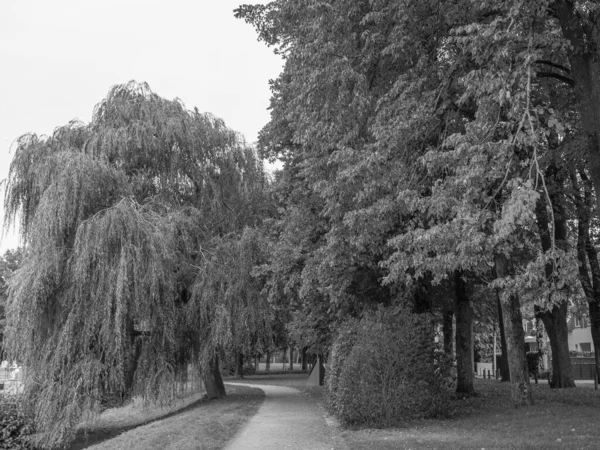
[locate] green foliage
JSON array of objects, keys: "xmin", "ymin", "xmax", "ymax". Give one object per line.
[
  {"xmin": 0, "ymin": 395, "xmax": 37, "ymax": 450},
  {"xmin": 2, "ymin": 82, "xmax": 269, "ymax": 449},
  {"xmin": 0, "ymin": 248, "xmax": 25, "ymax": 351},
  {"xmin": 326, "ymin": 309, "xmax": 452, "ymax": 427}
]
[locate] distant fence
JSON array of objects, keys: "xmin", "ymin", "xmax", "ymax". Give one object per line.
[{"xmin": 571, "ymin": 357, "xmax": 596, "ymax": 380}]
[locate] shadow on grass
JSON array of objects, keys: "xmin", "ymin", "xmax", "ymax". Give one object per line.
[{"xmin": 67, "ymin": 396, "xmax": 211, "ymax": 450}]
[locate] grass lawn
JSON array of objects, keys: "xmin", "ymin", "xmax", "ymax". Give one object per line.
[
  {"xmin": 341, "ymin": 379, "xmax": 600, "ymax": 450},
  {"xmin": 68, "ymin": 384, "xmax": 264, "ymax": 450}
]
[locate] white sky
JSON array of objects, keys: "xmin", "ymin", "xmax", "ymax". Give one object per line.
[{"xmin": 0, "ymin": 0, "xmax": 282, "ymax": 253}]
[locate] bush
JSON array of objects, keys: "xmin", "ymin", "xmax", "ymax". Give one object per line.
[
  {"xmin": 326, "ymin": 309, "xmax": 452, "ymax": 427},
  {"xmin": 0, "ymin": 395, "xmax": 37, "ymax": 450}
]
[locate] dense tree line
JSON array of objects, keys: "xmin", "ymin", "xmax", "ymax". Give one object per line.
[
  {"xmin": 236, "ymin": 0, "xmax": 600, "ymax": 407},
  {"xmin": 5, "ymin": 1, "xmax": 600, "ymax": 447}
]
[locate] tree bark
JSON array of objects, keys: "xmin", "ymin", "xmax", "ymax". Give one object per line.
[
  {"xmin": 536, "ymin": 304, "xmax": 575, "ymax": 388},
  {"xmin": 572, "ymin": 171, "xmax": 600, "ymax": 381},
  {"xmin": 534, "ymin": 188, "xmax": 575, "ymax": 388},
  {"xmin": 266, "ymin": 350, "xmax": 271, "ymax": 372},
  {"xmin": 554, "ymin": 2, "xmax": 600, "ymax": 215},
  {"xmin": 454, "ymin": 271, "xmax": 475, "ymax": 396},
  {"xmin": 301, "ymin": 346, "xmax": 308, "ymax": 370},
  {"xmin": 234, "ymin": 351, "xmax": 244, "ymax": 378},
  {"xmin": 203, "ymin": 355, "xmax": 226, "ymax": 399},
  {"xmin": 497, "ymin": 292, "xmax": 510, "ymax": 381},
  {"xmin": 288, "ymin": 345, "xmax": 294, "ymax": 371},
  {"xmin": 495, "ymin": 254, "xmax": 534, "ymax": 406}
]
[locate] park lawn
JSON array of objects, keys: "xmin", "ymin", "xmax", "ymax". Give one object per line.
[
  {"xmin": 69, "ymin": 384, "xmax": 264, "ymax": 450},
  {"xmin": 342, "ymin": 378, "xmax": 600, "ymax": 450}
]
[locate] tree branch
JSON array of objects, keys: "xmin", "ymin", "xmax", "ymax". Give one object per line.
[
  {"xmin": 535, "ymin": 60, "xmax": 571, "ymax": 74},
  {"xmin": 536, "ymin": 71, "xmax": 574, "ymax": 86}
]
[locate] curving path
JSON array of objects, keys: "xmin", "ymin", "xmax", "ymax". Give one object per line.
[{"xmin": 223, "ymin": 382, "xmax": 347, "ymax": 450}]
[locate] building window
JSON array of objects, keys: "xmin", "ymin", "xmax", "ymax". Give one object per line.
[
  {"xmin": 575, "ymin": 316, "xmax": 581, "ymax": 328},
  {"xmin": 580, "ymin": 342, "xmax": 592, "ymax": 353}
]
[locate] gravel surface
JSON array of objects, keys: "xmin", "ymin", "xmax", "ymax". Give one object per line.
[{"xmin": 223, "ymin": 382, "xmax": 347, "ymax": 450}]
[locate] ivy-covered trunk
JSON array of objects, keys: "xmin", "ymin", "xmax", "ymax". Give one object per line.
[
  {"xmin": 496, "ymin": 293, "xmax": 510, "ymax": 381},
  {"xmin": 454, "ymin": 272, "xmax": 474, "ymax": 396},
  {"xmin": 536, "ymin": 303, "xmax": 574, "ymax": 388},
  {"xmin": 495, "ymin": 254, "xmax": 533, "ymax": 406},
  {"xmin": 203, "ymin": 355, "xmax": 226, "ymax": 399}
]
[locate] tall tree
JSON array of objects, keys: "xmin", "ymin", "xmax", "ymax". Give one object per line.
[{"xmin": 3, "ymin": 82, "xmax": 268, "ymax": 448}]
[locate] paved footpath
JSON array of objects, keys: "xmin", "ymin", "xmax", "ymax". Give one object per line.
[{"xmin": 223, "ymin": 383, "xmax": 347, "ymax": 450}]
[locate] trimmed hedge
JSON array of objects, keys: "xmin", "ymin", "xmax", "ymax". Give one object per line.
[
  {"xmin": 0, "ymin": 395, "xmax": 37, "ymax": 450},
  {"xmin": 326, "ymin": 309, "xmax": 452, "ymax": 427}
]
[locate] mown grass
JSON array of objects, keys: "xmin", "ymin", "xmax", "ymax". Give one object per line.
[
  {"xmin": 342, "ymin": 379, "xmax": 600, "ymax": 450},
  {"xmin": 68, "ymin": 384, "xmax": 264, "ymax": 450}
]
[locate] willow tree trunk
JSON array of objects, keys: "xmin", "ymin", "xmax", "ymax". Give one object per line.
[
  {"xmin": 536, "ymin": 304, "xmax": 575, "ymax": 388},
  {"xmin": 454, "ymin": 272, "xmax": 474, "ymax": 396},
  {"xmin": 234, "ymin": 351, "xmax": 244, "ymax": 378},
  {"xmin": 203, "ymin": 355, "xmax": 226, "ymax": 399},
  {"xmin": 495, "ymin": 254, "xmax": 534, "ymax": 406},
  {"xmin": 124, "ymin": 319, "xmax": 142, "ymax": 400},
  {"xmin": 497, "ymin": 293, "xmax": 510, "ymax": 381}
]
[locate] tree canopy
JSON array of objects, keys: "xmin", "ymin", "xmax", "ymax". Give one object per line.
[{"xmin": 3, "ymin": 81, "xmax": 269, "ymax": 448}]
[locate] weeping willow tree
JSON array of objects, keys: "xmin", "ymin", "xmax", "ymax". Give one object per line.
[
  {"xmin": 3, "ymin": 81, "xmax": 269, "ymax": 449},
  {"xmin": 190, "ymin": 226, "xmax": 273, "ymax": 394}
]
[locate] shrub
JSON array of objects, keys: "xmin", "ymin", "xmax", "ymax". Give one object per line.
[
  {"xmin": 0, "ymin": 395, "xmax": 37, "ymax": 450},
  {"xmin": 326, "ymin": 308, "xmax": 452, "ymax": 427}
]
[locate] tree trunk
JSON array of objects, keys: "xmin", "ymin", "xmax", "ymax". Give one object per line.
[
  {"xmin": 443, "ymin": 307, "xmax": 454, "ymax": 357},
  {"xmin": 234, "ymin": 351, "xmax": 244, "ymax": 378},
  {"xmin": 495, "ymin": 254, "xmax": 534, "ymax": 406},
  {"xmin": 497, "ymin": 293, "xmax": 510, "ymax": 381},
  {"xmin": 536, "ymin": 304, "xmax": 575, "ymax": 388},
  {"xmin": 533, "ymin": 179, "xmax": 575, "ymax": 388},
  {"xmin": 588, "ymin": 301, "xmax": 600, "ymax": 383},
  {"xmin": 554, "ymin": 2, "xmax": 600, "ymax": 216},
  {"xmin": 454, "ymin": 272, "xmax": 474, "ymax": 396},
  {"xmin": 203, "ymin": 355, "xmax": 226, "ymax": 399},
  {"xmin": 288, "ymin": 345, "xmax": 294, "ymax": 371},
  {"xmin": 123, "ymin": 318, "xmax": 142, "ymax": 400},
  {"xmin": 301, "ymin": 347, "xmax": 308, "ymax": 370},
  {"xmin": 572, "ymin": 171, "xmax": 600, "ymax": 382},
  {"xmin": 266, "ymin": 350, "xmax": 271, "ymax": 372}
]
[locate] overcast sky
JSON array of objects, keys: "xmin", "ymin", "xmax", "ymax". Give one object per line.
[{"xmin": 0, "ymin": 0, "xmax": 283, "ymax": 252}]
